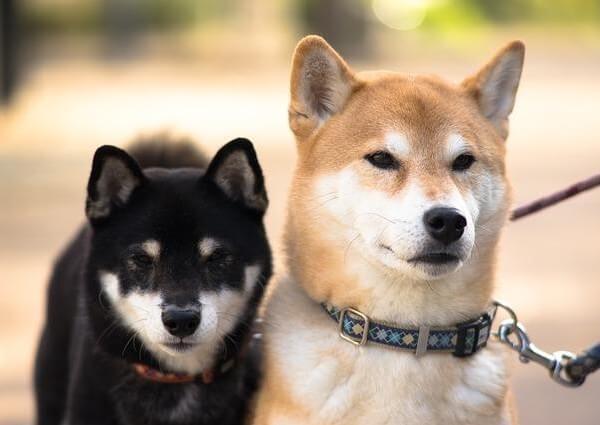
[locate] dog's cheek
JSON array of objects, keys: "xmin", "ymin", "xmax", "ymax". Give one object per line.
[
  {"xmin": 313, "ymin": 168, "xmax": 431, "ymax": 261},
  {"xmin": 319, "ymin": 168, "xmax": 395, "ymax": 236},
  {"xmin": 198, "ymin": 291, "xmax": 242, "ymax": 340},
  {"xmin": 99, "ymin": 271, "xmax": 164, "ymax": 342},
  {"xmin": 473, "ymin": 172, "xmax": 507, "ymax": 225},
  {"xmin": 312, "ymin": 169, "xmax": 353, "ymax": 224},
  {"xmin": 197, "ymin": 264, "xmax": 261, "ymax": 338}
]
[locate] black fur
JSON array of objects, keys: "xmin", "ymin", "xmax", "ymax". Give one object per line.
[
  {"xmin": 127, "ymin": 133, "xmax": 208, "ymax": 169},
  {"xmin": 34, "ymin": 137, "xmax": 272, "ymax": 425}
]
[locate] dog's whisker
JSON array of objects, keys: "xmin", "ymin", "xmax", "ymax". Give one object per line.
[
  {"xmin": 305, "ymin": 191, "xmax": 339, "ymax": 202},
  {"xmin": 343, "ymin": 233, "xmax": 361, "ymax": 265},
  {"xmin": 356, "ymin": 211, "xmax": 396, "ymax": 224},
  {"xmin": 121, "ymin": 332, "xmax": 138, "ymax": 358},
  {"xmin": 96, "ymin": 319, "xmax": 121, "ymax": 345},
  {"xmin": 306, "ymin": 195, "xmax": 339, "ymax": 211},
  {"xmin": 137, "ymin": 336, "xmax": 144, "ymax": 362}
]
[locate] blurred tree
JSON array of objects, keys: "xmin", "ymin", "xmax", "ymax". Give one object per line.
[
  {"xmin": 1, "ymin": 0, "xmax": 19, "ymax": 103},
  {"xmin": 296, "ymin": 0, "xmax": 370, "ymax": 58},
  {"xmin": 103, "ymin": 0, "xmax": 144, "ymax": 58},
  {"xmin": 464, "ymin": 0, "xmax": 534, "ymax": 22}
]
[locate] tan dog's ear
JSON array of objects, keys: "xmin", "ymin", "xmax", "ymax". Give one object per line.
[
  {"xmin": 462, "ymin": 41, "xmax": 525, "ymax": 139},
  {"xmin": 289, "ymin": 35, "xmax": 357, "ymax": 140}
]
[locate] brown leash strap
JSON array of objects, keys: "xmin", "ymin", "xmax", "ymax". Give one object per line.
[{"xmin": 510, "ymin": 173, "xmax": 600, "ymax": 220}]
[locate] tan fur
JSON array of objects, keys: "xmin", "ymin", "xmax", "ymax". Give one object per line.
[{"xmin": 253, "ymin": 36, "xmax": 524, "ymax": 425}]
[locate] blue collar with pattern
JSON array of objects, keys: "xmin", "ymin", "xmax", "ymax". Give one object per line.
[{"xmin": 322, "ymin": 303, "xmax": 496, "ymax": 357}]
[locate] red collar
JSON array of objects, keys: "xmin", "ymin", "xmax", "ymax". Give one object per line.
[{"xmin": 133, "ymin": 363, "xmax": 215, "ymax": 384}]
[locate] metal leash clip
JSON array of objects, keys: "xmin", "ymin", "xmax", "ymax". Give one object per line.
[{"xmin": 492, "ymin": 300, "xmax": 585, "ymax": 387}]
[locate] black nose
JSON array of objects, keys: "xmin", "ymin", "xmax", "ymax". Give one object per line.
[
  {"xmin": 423, "ymin": 207, "xmax": 467, "ymax": 245},
  {"xmin": 161, "ymin": 309, "xmax": 201, "ymax": 338}
]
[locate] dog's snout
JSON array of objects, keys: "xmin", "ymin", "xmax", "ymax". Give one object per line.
[
  {"xmin": 424, "ymin": 207, "xmax": 467, "ymax": 245},
  {"xmin": 161, "ymin": 308, "xmax": 201, "ymax": 338}
]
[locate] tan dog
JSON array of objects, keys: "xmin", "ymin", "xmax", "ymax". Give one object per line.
[{"xmin": 253, "ymin": 36, "xmax": 524, "ymax": 425}]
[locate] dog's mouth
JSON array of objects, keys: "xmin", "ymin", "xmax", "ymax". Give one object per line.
[
  {"xmin": 380, "ymin": 244, "xmax": 460, "ymax": 265},
  {"xmin": 160, "ymin": 341, "xmax": 197, "ymax": 353},
  {"xmin": 377, "ymin": 243, "xmax": 464, "ymax": 277},
  {"xmin": 408, "ymin": 252, "xmax": 460, "ymax": 265}
]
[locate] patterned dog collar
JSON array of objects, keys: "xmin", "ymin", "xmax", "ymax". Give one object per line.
[{"xmin": 322, "ymin": 303, "xmax": 495, "ymax": 357}]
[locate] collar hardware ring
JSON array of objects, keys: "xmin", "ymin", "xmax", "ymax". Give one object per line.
[
  {"xmin": 492, "ymin": 300, "xmax": 584, "ymax": 387},
  {"xmin": 338, "ymin": 307, "xmax": 370, "ymax": 346}
]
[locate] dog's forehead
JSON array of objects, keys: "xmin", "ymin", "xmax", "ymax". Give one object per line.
[
  {"xmin": 351, "ymin": 76, "xmax": 474, "ymax": 137},
  {"xmin": 130, "ymin": 195, "xmax": 256, "ymax": 254},
  {"xmin": 304, "ymin": 74, "xmax": 503, "ymax": 173}
]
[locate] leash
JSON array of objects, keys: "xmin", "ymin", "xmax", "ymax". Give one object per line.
[
  {"xmin": 509, "ymin": 173, "xmax": 600, "ymax": 221},
  {"xmin": 501, "ymin": 172, "xmax": 600, "ymax": 387},
  {"xmin": 492, "ymin": 301, "xmax": 599, "ymax": 387}
]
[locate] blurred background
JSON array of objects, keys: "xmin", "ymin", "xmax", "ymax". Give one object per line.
[{"xmin": 1, "ymin": 0, "xmax": 599, "ymax": 424}]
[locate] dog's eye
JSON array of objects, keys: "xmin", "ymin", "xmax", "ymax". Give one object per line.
[
  {"xmin": 205, "ymin": 249, "xmax": 231, "ymax": 264},
  {"xmin": 130, "ymin": 253, "xmax": 153, "ymax": 268},
  {"xmin": 364, "ymin": 151, "xmax": 399, "ymax": 170},
  {"xmin": 452, "ymin": 154, "xmax": 476, "ymax": 171}
]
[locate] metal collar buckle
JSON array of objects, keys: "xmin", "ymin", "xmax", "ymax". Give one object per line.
[
  {"xmin": 338, "ymin": 307, "xmax": 370, "ymax": 346},
  {"xmin": 454, "ymin": 312, "xmax": 493, "ymax": 357}
]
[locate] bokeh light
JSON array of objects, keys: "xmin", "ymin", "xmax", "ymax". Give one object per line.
[{"xmin": 372, "ymin": 0, "xmax": 429, "ymax": 31}]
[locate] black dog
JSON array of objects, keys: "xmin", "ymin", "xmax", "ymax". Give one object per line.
[{"xmin": 34, "ymin": 137, "xmax": 272, "ymax": 425}]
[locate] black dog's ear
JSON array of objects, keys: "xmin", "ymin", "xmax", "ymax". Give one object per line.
[
  {"xmin": 86, "ymin": 145, "xmax": 145, "ymax": 222},
  {"xmin": 203, "ymin": 138, "xmax": 268, "ymax": 214}
]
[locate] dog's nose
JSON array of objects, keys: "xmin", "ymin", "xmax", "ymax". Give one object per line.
[
  {"xmin": 161, "ymin": 308, "xmax": 201, "ymax": 338},
  {"xmin": 423, "ymin": 207, "xmax": 467, "ymax": 245}
]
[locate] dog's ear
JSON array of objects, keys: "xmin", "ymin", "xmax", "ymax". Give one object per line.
[
  {"xmin": 462, "ymin": 41, "xmax": 525, "ymax": 139},
  {"xmin": 86, "ymin": 145, "xmax": 146, "ymax": 222},
  {"xmin": 203, "ymin": 138, "xmax": 268, "ymax": 215},
  {"xmin": 289, "ymin": 35, "xmax": 357, "ymax": 141}
]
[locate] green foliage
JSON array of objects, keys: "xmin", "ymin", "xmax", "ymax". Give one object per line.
[
  {"xmin": 461, "ymin": 0, "xmax": 600, "ymax": 23},
  {"xmin": 425, "ymin": 0, "xmax": 600, "ymax": 26},
  {"xmin": 21, "ymin": 0, "xmax": 229, "ymax": 35},
  {"xmin": 422, "ymin": 0, "xmax": 487, "ymax": 31},
  {"xmin": 22, "ymin": 1, "xmax": 103, "ymax": 35},
  {"xmin": 141, "ymin": 0, "xmax": 230, "ymax": 29},
  {"xmin": 21, "ymin": 0, "xmax": 600, "ymax": 37}
]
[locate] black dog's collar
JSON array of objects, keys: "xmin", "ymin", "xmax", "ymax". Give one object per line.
[
  {"xmin": 323, "ymin": 303, "xmax": 496, "ymax": 357},
  {"xmin": 133, "ymin": 356, "xmax": 236, "ymax": 384}
]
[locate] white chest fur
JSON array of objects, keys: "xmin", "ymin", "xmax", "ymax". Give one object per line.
[{"xmin": 265, "ymin": 279, "xmax": 510, "ymax": 425}]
